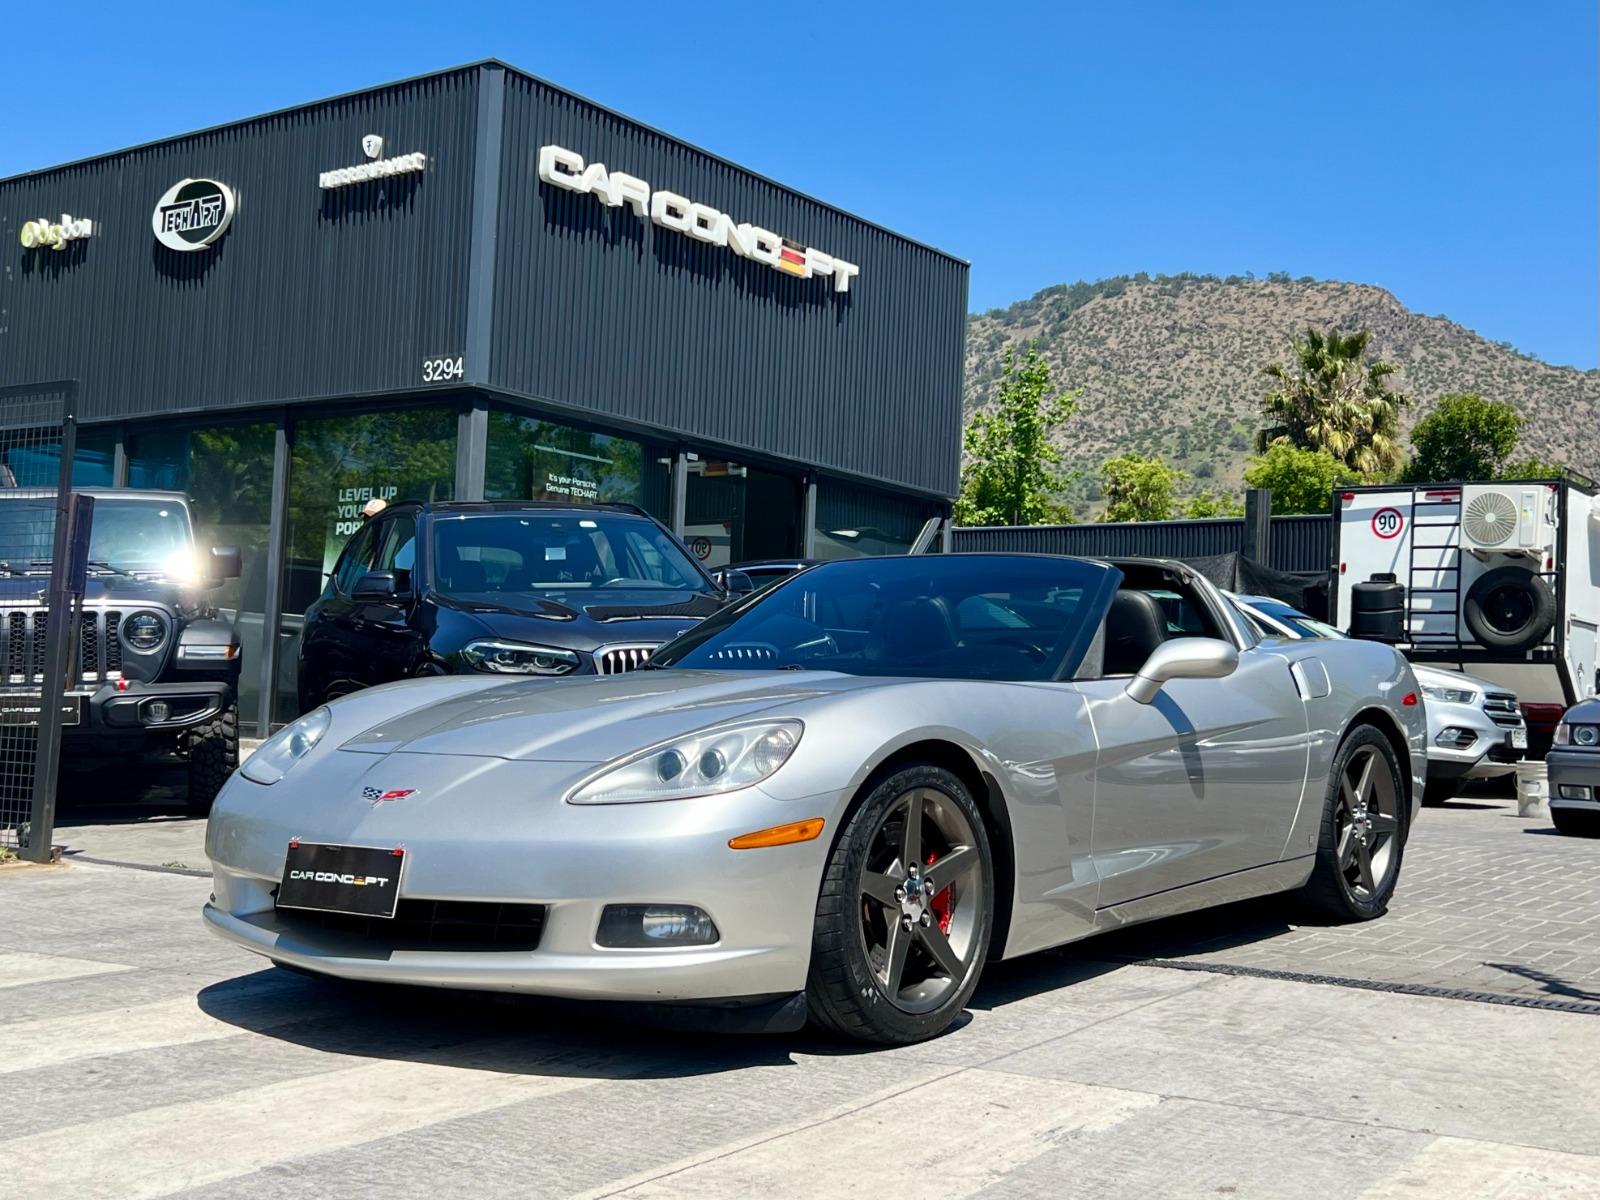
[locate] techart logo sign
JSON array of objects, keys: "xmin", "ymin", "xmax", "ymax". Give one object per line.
[
  {"xmin": 537, "ymin": 145, "xmax": 860, "ymax": 294},
  {"xmin": 152, "ymin": 178, "xmax": 236, "ymax": 252},
  {"xmin": 19, "ymin": 214, "xmax": 94, "ymax": 251}
]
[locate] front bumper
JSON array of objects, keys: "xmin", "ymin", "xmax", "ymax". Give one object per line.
[
  {"xmin": 2, "ymin": 679, "xmax": 231, "ymax": 745},
  {"xmin": 203, "ymin": 751, "xmax": 836, "ymax": 1002},
  {"xmin": 1425, "ymin": 699, "xmax": 1525, "ymax": 780},
  {"xmin": 1546, "ymin": 750, "xmax": 1600, "ymax": 811}
]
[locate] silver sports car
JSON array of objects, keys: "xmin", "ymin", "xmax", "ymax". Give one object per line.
[{"xmin": 205, "ymin": 554, "xmax": 1425, "ymax": 1044}]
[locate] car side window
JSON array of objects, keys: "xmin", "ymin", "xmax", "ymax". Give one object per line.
[
  {"xmin": 331, "ymin": 523, "xmax": 379, "ymax": 597},
  {"xmin": 374, "ymin": 515, "xmax": 417, "ymax": 594}
]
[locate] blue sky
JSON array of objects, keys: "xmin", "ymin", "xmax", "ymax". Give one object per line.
[{"xmin": 5, "ymin": 1, "xmax": 1594, "ymax": 368}]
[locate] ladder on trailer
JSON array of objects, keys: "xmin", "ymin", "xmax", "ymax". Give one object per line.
[{"xmin": 1406, "ymin": 485, "xmax": 1465, "ymax": 650}]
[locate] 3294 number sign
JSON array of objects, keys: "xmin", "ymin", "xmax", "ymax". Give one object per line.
[{"xmin": 422, "ymin": 356, "xmax": 464, "ymax": 383}]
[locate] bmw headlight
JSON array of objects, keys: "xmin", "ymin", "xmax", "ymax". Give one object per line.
[
  {"xmin": 1421, "ymin": 684, "xmax": 1477, "ymax": 705},
  {"xmin": 568, "ymin": 720, "xmax": 802, "ymax": 805},
  {"xmin": 123, "ymin": 611, "xmax": 169, "ymax": 653},
  {"xmin": 1555, "ymin": 723, "xmax": 1600, "ymax": 748},
  {"xmin": 240, "ymin": 706, "xmax": 332, "ymax": 785},
  {"xmin": 460, "ymin": 639, "xmax": 579, "ymax": 675}
]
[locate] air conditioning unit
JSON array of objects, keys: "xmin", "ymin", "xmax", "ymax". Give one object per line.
[{"xmin": 1460, "ymin": 484, "xmax": 1556, "ymax": 556}]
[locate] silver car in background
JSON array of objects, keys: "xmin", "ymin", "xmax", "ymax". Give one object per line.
[
  {"xmin": 1228, "ymin": 593, "xmax": 1526, "ymax": 805},
  {"xmin": 206, "ymin": 556, "xmax": 1425, "ymax": 1045}
]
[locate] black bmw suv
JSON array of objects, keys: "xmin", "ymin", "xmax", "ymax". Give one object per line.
[{"xmin": 297, "ymin": 501, "xmax": 734, "ymax": 708}]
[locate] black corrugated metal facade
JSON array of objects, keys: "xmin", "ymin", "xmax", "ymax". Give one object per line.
[
  {"xmin": 951, "ymin": 514, "xmax": 1333, "ymax": 574},
  {"xmin": 1, "ymin": 61, "xmax": 968, "ymax": 500}
]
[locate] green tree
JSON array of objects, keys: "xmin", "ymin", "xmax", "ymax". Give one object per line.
[
  {"xmin": 1243, "ymin": 442, "xmax": 1358, "ymax": 515},
  {"xmin": 955, "ymin": 346, "xmax": 1081, "ymax": 525},
  {"xmin": 1098, "ymin": 454, "xmax": 1184, "ymax": 522},
  {"xmin": 1501, "ymin": 456, "xmax": 1566, "ymax": 480},
  {"xmin": 1257, "ymin": 327, "xmax": 1409, "ymax": 475},
  {"xmin": 1402, "ymin": 393, "xmax": 1526, "ymax": 483},
  {"xmin": 1183, "ymin": 490, "xmax": 1245, "ymax": 518}
]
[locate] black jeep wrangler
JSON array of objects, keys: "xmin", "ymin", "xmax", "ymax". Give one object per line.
[{"xmin": 0, "ymin": 488, "xmax": 243, "ymax": 814}]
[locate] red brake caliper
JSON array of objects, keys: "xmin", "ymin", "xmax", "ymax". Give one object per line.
[{"xmin": 925, "ymin": 850, "xmax": 954, "ymax": 934}]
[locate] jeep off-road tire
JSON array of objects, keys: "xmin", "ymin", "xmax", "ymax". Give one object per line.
[
  {"xmin": 186, "ymin": 701, "xmax": 239, "ymax": 817},
  {"xmin": 1301, "ymin": 725, "xmax": 1408, "ymax": 921},
  {"xmin": 807, "ymin": 764, "xmax": 993, "ymax": 1045}
]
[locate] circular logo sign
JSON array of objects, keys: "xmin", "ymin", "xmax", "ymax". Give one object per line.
[
  {"xmin": 689, "ymin": 536, "xmax": 712, "ymax": 560},
  {"xmin": 152, "ymin": 178, "xmax": 236, "ymax": 251},
  {"xmin": 1371, "ymin": 507, "xmax": 1405, "ymax": 540}
]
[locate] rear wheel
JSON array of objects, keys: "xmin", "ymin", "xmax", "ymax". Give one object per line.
[
  {"xmin": 807, "ymin": 764, "xmax": 993, "ymax": 1044},
  {"xmin": 1301, "ymin": 727, "xmax": 1407, "ymax": 920}
]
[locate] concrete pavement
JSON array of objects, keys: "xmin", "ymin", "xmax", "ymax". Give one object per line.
[{"xmin": 4, "ymin": 852, "xmax": 1599, "ymax": 1197}]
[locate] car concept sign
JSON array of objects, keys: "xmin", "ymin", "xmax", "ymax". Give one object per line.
[{"xmin": 152, "ymin": 178, "xmax": 236, "ymax": 252}]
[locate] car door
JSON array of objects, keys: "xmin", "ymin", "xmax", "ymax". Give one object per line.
[
  {"xmin": 1077, "ymin": 587, "xmax": 1311, "ymax": 909},
  {"xmin": 338, "ymin": 513, "xmax": 423, "ymax": 688},
  {"xmin": 299, "ymin": 520, "xmax": 379, "ymax": 705}
]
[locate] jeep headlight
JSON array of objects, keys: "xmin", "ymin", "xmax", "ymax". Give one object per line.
[
  {"xmin": 1421, "ymin": 684, "xmax": 1476, "ymax": 706},
  {"xmin": 240, "ymin": 707, "xmax": 332, "ymax": 785},
  {"xmin": 1555, "ymin": 723, "xmax": 1600, "ymax": 748},
  {"xmin": 123, "ymin": 611, "xmax": 169, "ymax": 653},
  {"xmin": 568, "ymin": 720, "xmax": 802, "ymax": 805},
  {"xmin": 460, "ymin": 639, "xmax": 579, "ymax": 675}
]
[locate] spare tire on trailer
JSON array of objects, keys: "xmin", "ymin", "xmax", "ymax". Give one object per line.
[{"xmin": 1463, "ymin": 566, "xmax": 1556, "ymax": 652}]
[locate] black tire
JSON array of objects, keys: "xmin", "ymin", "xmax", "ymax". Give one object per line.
[
  {"xmin": 1463, "ymin": 567, "xmax": 1556, "ymax": 652},
  {"xmin": 1301, "ymin": 726, "xmax": 1408, "ymax": 921},
  {"xmin": 807, "ymin": 764, "xmax": 994, "ymax": 1045},
  {"xmin": 1422, "ymin": 778, "xmax": 1455, "ymax": 806},
  {"xmin": 1551, "ymin": 808, "xmax": 1600, "ymax": 838},
  {"xmin": 186, "ymin": 701, "xmax": 239, "ymax": 817}
]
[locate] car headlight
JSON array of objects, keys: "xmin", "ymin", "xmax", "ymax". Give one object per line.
[
  {"xmin": 123, "ymin": 611, "xmax": 169, "ymax": 653},
  {"xmin": 240, "ymin": 706, "xmax": 332, "ymax": 785},
  {"xmin": 459, "ymin": 639, "xmax": 579, "ymax": 675},
  {"xmin": 568, "ymin": 720, "xmax": 802, "ymax": 805},
  {"xmin": 1555, "ymin": 723, "xmax": 1600, "ymax": 748},
  {"xmin": 1420, "ymin": 684, "xmax": 1477, "ymax": 705}
]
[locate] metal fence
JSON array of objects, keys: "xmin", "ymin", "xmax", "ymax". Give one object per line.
[
  {"xmin": 950, "ymin": 513, "xmax": 1334, "ymax": 574},
  {"xmin": 0, "ymin": 382, "xmax": 82, "ymax": 861}
]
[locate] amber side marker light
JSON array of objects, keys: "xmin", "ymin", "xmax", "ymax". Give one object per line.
[{"xmin": 729, "ymin": 818, "xmax": 825, "ymax": 850}]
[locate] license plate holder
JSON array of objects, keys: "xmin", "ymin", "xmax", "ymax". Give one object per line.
[
  {"xmin": 1509, "ymin": 728, "xmax": 1528, "ymax": 751},
  {"xmin": 0, "ymin": 694, "xmax": 82, "ymax": 727},
  {"xmin": 276, "ymin": 842, "xmax": 405, "ymax": 919}
]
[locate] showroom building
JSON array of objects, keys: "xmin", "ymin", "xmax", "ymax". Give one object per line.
[{"xmin": 0, "ymin": 60, "xmax": 969, "ymax": 735}]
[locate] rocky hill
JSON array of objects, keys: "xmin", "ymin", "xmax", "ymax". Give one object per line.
[{"xmin": 964, "ymin": 275, "xmax": 1600, "ymax": 516}]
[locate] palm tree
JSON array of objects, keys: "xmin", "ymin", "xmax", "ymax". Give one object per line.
[{"xmin": 1256, "ymin": 328, "xmax": 1409, "ymax": 476}]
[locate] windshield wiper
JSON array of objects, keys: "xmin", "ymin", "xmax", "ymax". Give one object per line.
[{"xmin": 31, "ymin": 558, "xmax": 135, "ymax": 579}]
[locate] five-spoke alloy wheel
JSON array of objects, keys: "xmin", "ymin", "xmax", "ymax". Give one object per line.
[
  {"xmin": 1303, "ymin": 725, "xmax": 1408, "ymax": 920},
  {"xmin": 808, "ymin": 764, "xmax": 994, "ymax": 1044}
]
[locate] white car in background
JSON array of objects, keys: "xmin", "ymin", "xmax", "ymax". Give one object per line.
[{"xmin": 1228, "ymin": 593, "xmax": 1527, "ymax": 805}]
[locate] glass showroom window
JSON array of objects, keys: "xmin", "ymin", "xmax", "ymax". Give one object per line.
[
  {"xmin": 276, "ymin": 406, "xmax": 456, "ymax": 720},
  {"xmin": 484, "ymin": 410, "xmax": 668, "ymax": 517},
  {"xmin": 126, "ymin": 423, "xmax": 276, "ymax": 732},
  {"xmin": 813, "ymin": 480, "xmax": 939, "ymax": 560}
]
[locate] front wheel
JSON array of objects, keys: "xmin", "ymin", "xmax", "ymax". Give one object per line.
[
  {"xmin": 1551, "ymin": 808, "xmax": 1600, "ymax": 838},
  {"xmin": 1301, "ymin": 726, "xmax": 1407, "ymax": 921},
  {"xmin": 186, "ymin": 701, "xmax": 239, "ymax": 817},
  {"xmin": 807, "ymin": 764, "xmax": 993, "ymax": 1044}
]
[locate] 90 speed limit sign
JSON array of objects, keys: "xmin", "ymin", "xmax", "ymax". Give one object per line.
[{"xmin": 1371, "ymin": 507, "xmax": 1405, "ymax": 539}]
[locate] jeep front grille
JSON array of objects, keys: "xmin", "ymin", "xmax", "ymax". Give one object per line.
[
  {"xmin": 1, "ymin": 607, "xmax": 124, "ymax": 685},
  {"xmin": 595, "ymin": 644, "xmax": 658, "ymax": 675}
]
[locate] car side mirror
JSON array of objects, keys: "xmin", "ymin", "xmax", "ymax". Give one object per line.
[
  {"xmin": 1125, "ymin": 637, "xmax": 1239, "ymax": 705},
  {"xmin": 208, "ymin": 545, "xmax": 242, "ymax": 582},
  {"xmin": 353, "ymin": 570, "xmax": 399, "ymax": 602},
  {"xmin": 720, "ymin": 569, "xmax": 756, "ymax": 596}
]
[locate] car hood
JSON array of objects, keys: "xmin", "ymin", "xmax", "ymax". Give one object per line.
[
  {"xmin": 1411, "ymin": 664, "xmax": 1506, "ymax": 696},
  {"xmin": 0, "ymin": 575, "xmax": 180, "ymax": 604},
  {"xmin": 334, "ymin": 669, "xmax": 893, "ymax": 762},
  {"xmin": 439, "ymin": 602, "xmax": 702, "ymax": 649}
]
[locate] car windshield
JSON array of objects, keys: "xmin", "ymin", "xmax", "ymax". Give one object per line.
[
  {"xmin": 430, "ymin": 512, "xmax": 715, "ymax": 601},
  {"xmin": 1242, "ymin": 597, "xmax": 1343, "ymax": 640},
  {"xmin": 0, "ymin": 497, "xmax": 192, "ymax": 574},
  {"xmin": 653, "ymin": 555, "xmax": 1115, "ymax": 681}
]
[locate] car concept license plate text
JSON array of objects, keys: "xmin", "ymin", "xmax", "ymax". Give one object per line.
[{"xmin": 277, "ymin": 843, "xmax": 404, "ymax": 919}]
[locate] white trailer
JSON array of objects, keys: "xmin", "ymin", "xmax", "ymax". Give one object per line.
[{"xmin": 1331, "ymin": 476, "xmax": 1600, "ymax": 754}]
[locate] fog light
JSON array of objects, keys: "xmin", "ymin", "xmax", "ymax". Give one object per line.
[
  {"xmin": 146, "ymin": 700, "xmax": 170, "ymax": 723},
  {"xmin": 596, "ymin": 904, "xmax": 719, "ymax": 948},
  {"xmin": 1559, "ymin": 784, "xmax": 1592, "ymax": 801},
  {"xmin": 1435, "ymin": 727, "xmax": 1475, "ymax": 748}
]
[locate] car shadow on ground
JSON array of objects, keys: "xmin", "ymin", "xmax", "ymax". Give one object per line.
[
  {"xmin": 196, "ymin": 897, "xmax": 1300, "ymax": 1075},
  {"xmin": 54, "ymin": 764, "xmax": 189, "ymax": 824}
]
